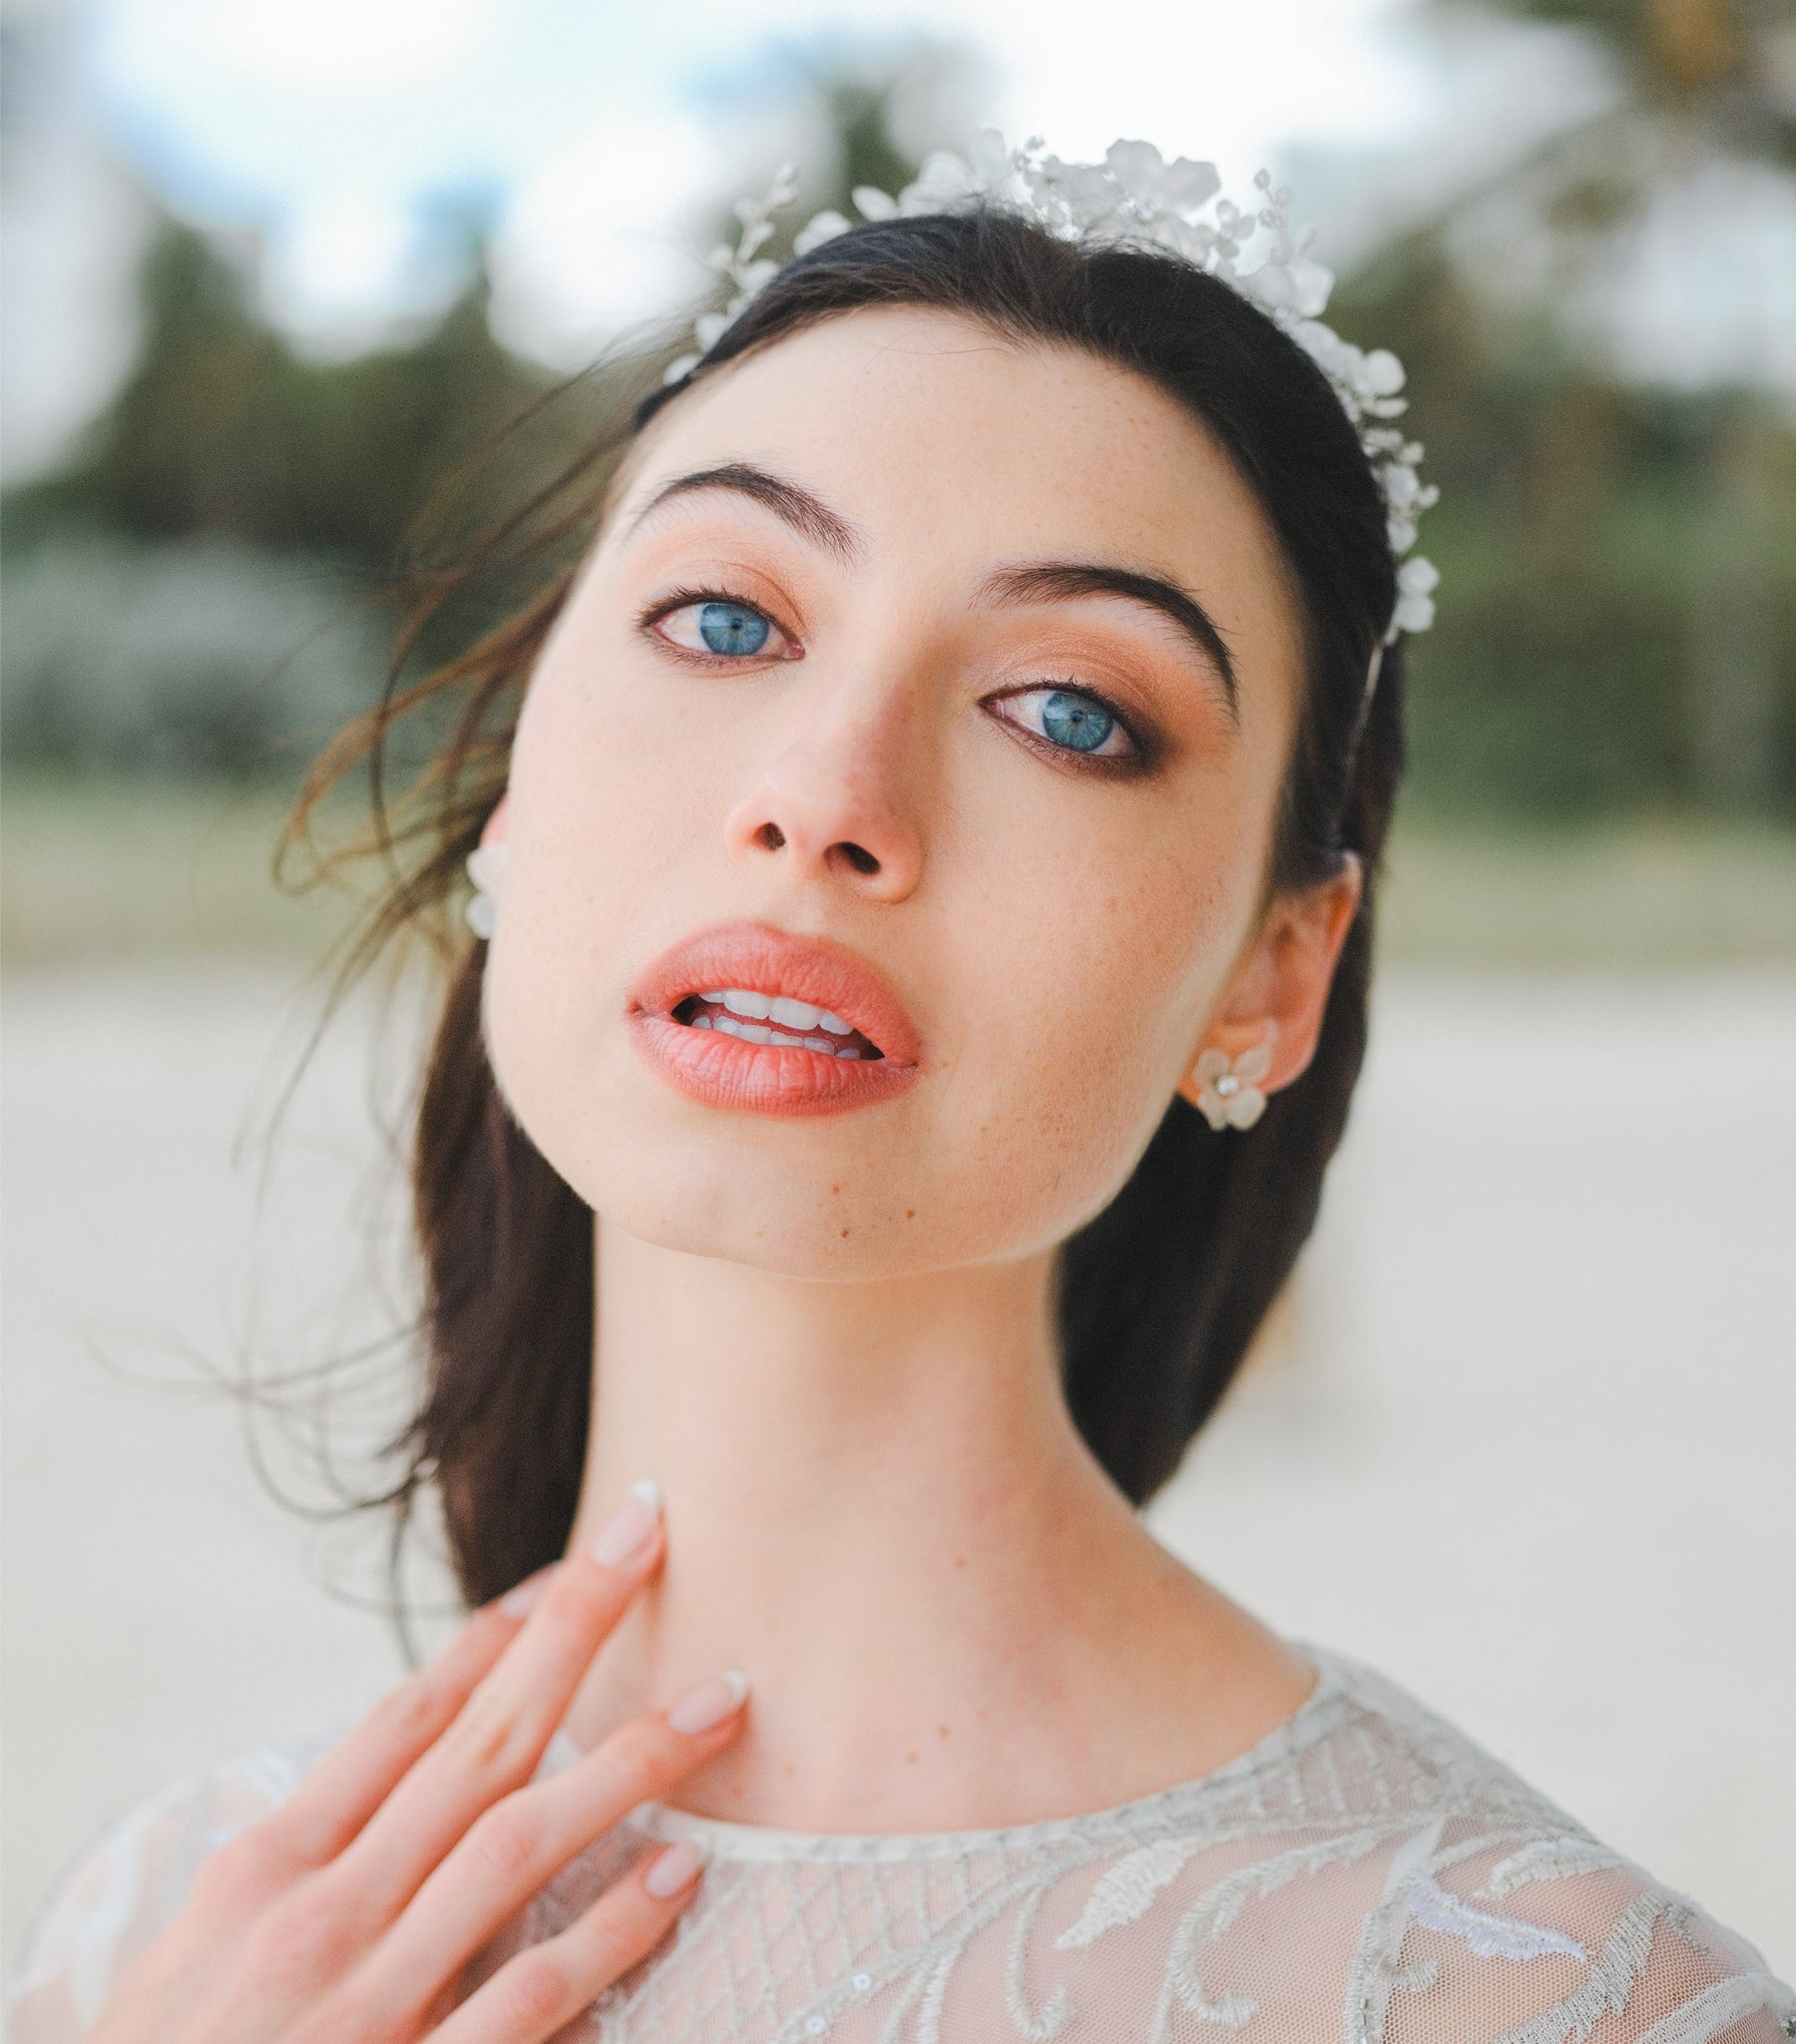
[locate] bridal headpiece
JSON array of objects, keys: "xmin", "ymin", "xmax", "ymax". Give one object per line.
[{"xmin": 664, "ymin": 132, "xmax": 1440, "ymax": 645}]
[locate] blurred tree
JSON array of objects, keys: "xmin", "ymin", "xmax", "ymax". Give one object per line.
[
  {"xmin": 2, "ymin": 211, "xmax": 558, "ymax": 577},
  {"xmin": 800, "ymin": 63, "xmax": 929, "ymax": 213},
  {"xmin": 1343, "ymin": 0, "xmax": 1796, "ymax": 812},
  {"xmin": 0, "ymin": 206, "xmax": 610, "ymax": 776},
  {"xmin": 1492, "ymin": 0, "xmax": 1794, "ymax": 152}
]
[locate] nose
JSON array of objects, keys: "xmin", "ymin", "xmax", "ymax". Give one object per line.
[{"xmin": 722, "ymin": 683, "xmax": 925, "ymax": 903}]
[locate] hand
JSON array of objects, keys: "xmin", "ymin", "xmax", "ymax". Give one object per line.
[{"xmin": 82, "ymin": 1485, "xmax": 744, "ymax": 2044}]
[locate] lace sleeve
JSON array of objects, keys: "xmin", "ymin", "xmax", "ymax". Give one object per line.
[
  {"xmin": 3, "ymin": 1739, "xmax": 336, "ymax": 2044},
  {"xmin": 1368, "ymin": 1837, "xmax": 1796, "ymax": 2044}
]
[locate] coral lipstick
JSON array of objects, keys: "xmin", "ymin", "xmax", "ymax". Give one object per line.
[{"xmin": 627, "ymin": 921, "xmax": 922, "ymax": 1118}]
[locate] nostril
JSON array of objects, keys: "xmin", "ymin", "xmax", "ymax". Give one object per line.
[
  {"xmin": 754, "ymin": 822, "xmax": 786, "ymax": 850},
  {"xmin": 838, "ymin": 842, "xmax": 879, "ymax": 875}
]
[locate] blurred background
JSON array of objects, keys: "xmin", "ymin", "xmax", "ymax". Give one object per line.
[{"xmin": 3, "ymin": 0, "xmax": 1793, "ymax": 1988}]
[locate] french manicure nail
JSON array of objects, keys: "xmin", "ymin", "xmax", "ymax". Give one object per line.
[
  {"xmin": 498, "ymin": 1563, "xmax": 559, "ymax": 1618},
  {"xmin": 667, "ymin": 1669, "xmax": 750, "ymax": 1737},
  {"xmin": 643, "ymin": 1839, "xmax": 708, "ymax": 1898},
  {"xmin": 590, "ymin": 1478, "xmax": 663, "ymax": 1569}
]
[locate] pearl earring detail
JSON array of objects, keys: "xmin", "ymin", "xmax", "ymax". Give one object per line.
[
  {"xmin": 1191, "ymin": 1027, "xmax": 1277, "ymax": 1132},
  {"xmin": 465, "ymin": 842, "xmax": 508, "ymax": 939}
]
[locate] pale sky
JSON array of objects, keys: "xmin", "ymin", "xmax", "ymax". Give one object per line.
[
  {"xmin": 16, "ymin": 0, "xmax": 1796, "ymax": 413},
  {"xmin": 79, "ymin": 0, "xmax": 1459, "ymax": 363}
]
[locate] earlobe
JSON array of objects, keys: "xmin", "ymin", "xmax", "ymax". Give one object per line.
[{"xmin": 1175, "ymin": 852, "xmax": 1363, "ymax": 1120}]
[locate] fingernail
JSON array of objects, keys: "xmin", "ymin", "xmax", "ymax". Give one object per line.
[
  {"xmin": 590, "ymin": 1478, "xmax": 663, "ymax": 1569},
  {"xmin": 498, "ymin": 1563, "xmax": 560, "ymax": 1618},
  {"xmin": 667, "ymin": 1669, "xmax": 749, "ymax": 1737},
  {"xmin": 643, "ymin": 1839, "xmax": 708, "ymax": 1899}
]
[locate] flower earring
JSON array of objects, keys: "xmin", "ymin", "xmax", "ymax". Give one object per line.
[
  {"xmin": 1191, "ymin": 1026, "xmax": 1277, "ymax": 1132},
  {"xmin": 464, "ymin": 842, "xmax": 508, "ymax": 939}
]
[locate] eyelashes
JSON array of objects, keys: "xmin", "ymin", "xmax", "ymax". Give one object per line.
[
  {"xmin": 639, "ymin": 586, "xmax": 799, "ymax": 663},
  {"xmin": 636, "ymin": 584, "xmax": 1153, "ymax": 773},
  {"xmin": 988, "ymin": 684, "xmax": 1145, "ymax": 770}
]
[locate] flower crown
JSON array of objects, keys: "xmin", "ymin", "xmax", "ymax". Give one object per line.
[{"xmin": 665, "ymin": 131, "xmax": 1440, "ymax": 644}]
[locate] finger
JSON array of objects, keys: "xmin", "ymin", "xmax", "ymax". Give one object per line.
[
  {"xmin": 335, "ymin": 1482, "xmax": 665, "ymax": 1918},
  {"xmin": 260, "ymin": 1580, "xmax": 561, "ymax": 1868},
  {"xmin": 426, "ymin": 1840, "xmax": 709, "ymax": 2044},
  {"xmin": 354, "ymin": 1673, "xmax": 746, "ymax": 2027}
]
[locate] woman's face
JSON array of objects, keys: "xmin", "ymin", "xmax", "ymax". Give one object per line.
[{"xmin": 482, "ymin": 304, "xmax": 1345, "ymax": 1278}]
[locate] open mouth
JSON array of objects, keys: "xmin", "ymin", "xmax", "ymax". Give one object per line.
[
  {"xmin": 628, "ymin": 922, "xmax": 920, "ymax": 1115},
  {"xmin": 670, "ymin": 988, "xmax": 885, "ymax": 1062}
]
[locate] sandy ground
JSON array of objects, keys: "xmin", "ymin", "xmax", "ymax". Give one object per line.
[{"xmin": 3, "ymin": 961, "xmax": 1792, "ymax": 1985}]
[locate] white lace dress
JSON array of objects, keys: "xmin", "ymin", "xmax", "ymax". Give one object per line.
[{"xmin": 7, "ymin": 1640, "xmax": 1792, "ymax": 2044}]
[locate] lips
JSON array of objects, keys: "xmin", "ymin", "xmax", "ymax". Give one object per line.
[{"xmin": 627, "ymin": 921, "xmax": 923, "ymax": 1118}]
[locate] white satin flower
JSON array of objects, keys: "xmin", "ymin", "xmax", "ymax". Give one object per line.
[
  {"xmin": 1241, "ymin": 254, "xmax": 1334, "ymax": 317},
  {"xmin": 1393, "ymin": 555, "xmax": 1441, "ymax": 636},
  {"xmin": 464, "ymin": 842, "xmax": 508, "ymax": 940},
  {"xmin": 1107, "ymin": 140, "xmax": 1221, "ymax": 218},
  {"xmin": 896, "ymin": 130, "xmax": 1019, "ymax": 215},
  {"xmin": 793, "ymin": 209, "xmax": 852, "ymax": 256},
  {"xmin": 1192, "ymin": 1038, "xmax": 1276, "ymax": 1132}
]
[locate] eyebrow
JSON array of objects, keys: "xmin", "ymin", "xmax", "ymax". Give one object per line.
[
  {"xmin": 975, "ymin": 562, "xmax": 1237, "ymax": 717},
  {"xmin": 621, "ymin": 462, "xmax": 863, "ymax": 564}
]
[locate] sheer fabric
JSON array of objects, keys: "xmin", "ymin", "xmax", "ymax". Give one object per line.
[{"xmin": 8, "ymin": 1640, "xmax": 1792, "ymax": 2043}]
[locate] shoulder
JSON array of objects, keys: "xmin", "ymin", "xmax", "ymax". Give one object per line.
[
  {"xmin": 3, "ymin": 1723, "xmax": 344, "ymax": 2042},
  {"xmin": 1047, "ymin": 1641, "xmax": 1796, "ymax": 2043}
]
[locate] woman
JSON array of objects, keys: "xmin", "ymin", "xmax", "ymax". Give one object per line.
[{"xmin": 8, "ymin": 136, "xmax": 1791, "ymax": 2044}]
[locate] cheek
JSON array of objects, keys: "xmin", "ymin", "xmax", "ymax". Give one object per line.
[
  {"xmin": 924, "ymin": 777, "xmax": 1256, "ymax": 1250},
  {"xmin": 515, "ymin": 629, "xmax": 685, "ymax": 842},
  {"xmin": 475, "ymin": 642, "xmax": 679, "ymax": 1147},
  {"xmin": 498, "ymin": 620, "xmax": 741, "ymax": 945}
]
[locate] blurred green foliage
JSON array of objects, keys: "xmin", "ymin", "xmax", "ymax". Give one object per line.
[
  {"xmin": 2, "ymin": 217, "xmax": 557, "ymax": 568},
  {"xmin": 3, "ymin": 37, "xmax": 1793, "ymax": 817},
  {"xmin": 2, "ymin": 228, "xmax": 525, "ymax": 775},
  {"xmin": 1336, "ymin": 240, "xmax": 1796, "ymax": 817},
  {"xmin": 1336, "ymin": 0, "xmax": 1796, "ymax": 818}
]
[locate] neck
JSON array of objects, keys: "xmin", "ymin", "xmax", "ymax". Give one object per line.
[{"xmin": 558, "ymin": 1221, "xmax": 1305, "ymax": 1830}]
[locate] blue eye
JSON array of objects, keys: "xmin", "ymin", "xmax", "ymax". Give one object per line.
[
  {"xmin": 652, "ymin": 596, "xmax": 779, "ymax": 658},
  {"xmin": 997, "ymin": 686, "xmax": 1137, "ymax": 764},
  {"xmin": 1040, "ymin": 690, "xmax": 1116, "ymax": 754},
  {"xmin": 677, "ymin": 597, "xmax": 767, "ymax": 654},
  {"xmin": 694, "ymin": 600, "xmax": 769, "ymax": 656}
]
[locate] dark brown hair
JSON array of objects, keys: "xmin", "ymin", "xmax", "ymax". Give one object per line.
[{"xmin": 283, "ymin": 205, "xmax": 1406, "ymax": 1612}]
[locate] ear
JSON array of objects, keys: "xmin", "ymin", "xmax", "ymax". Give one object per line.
[
  {"xmin": 1174, "ymin": 853, "xmax": 1363, "ymax": 1113},
  {"xmin": 479, "ymin": 792, "xmax": 511, "ymax": 848}
]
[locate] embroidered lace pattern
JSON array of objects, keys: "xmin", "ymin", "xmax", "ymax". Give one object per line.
[{"xmin": 8, "ymin": 1642, "xmax": 1793, "ymax": 2043}]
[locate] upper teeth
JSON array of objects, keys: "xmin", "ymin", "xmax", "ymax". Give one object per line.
[{"xmin": 700, "ymin": 990, "xmax": 853, "ymax": 1035}]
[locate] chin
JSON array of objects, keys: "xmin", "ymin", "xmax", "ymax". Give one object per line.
[
  {"xmin": 611, "ymin": 1207, "xmax": 931, "ymax": 1282},
  {"xmin": 589, "ymin": 1141, "xmax": 948, "ymax": 1279}
]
